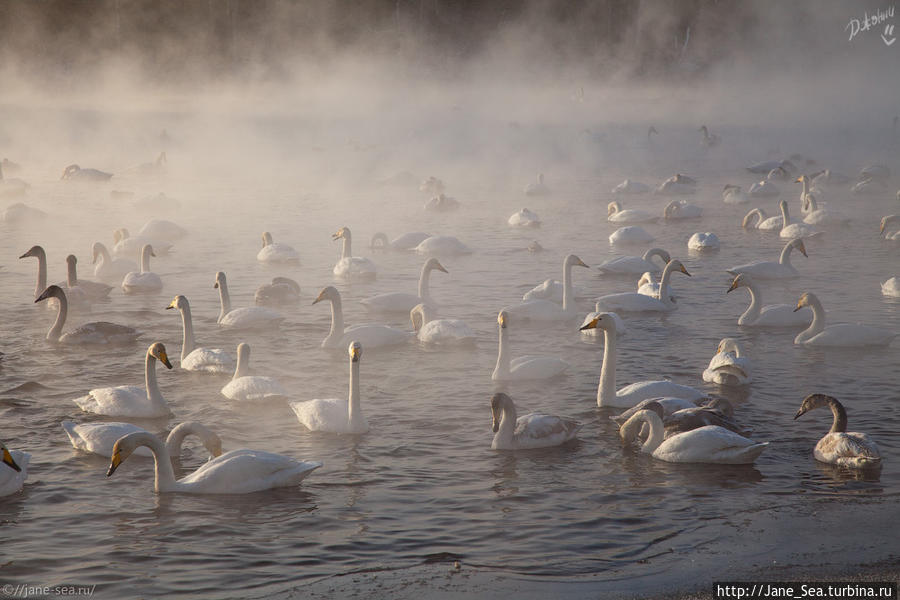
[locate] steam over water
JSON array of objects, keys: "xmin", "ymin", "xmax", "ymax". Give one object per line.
[{"xmin": 1, "ymin": 1, "xmax": 899, "ymax": 597}]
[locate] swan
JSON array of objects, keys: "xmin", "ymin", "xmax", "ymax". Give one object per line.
[
  {"xmin": 726, "ymin": 238, "xmax": 807, "ymax": 280},
  {"xmin": 663, "ymin": 200, "xmax": 702, "ymax": 220},
  {"xmin": 654, "ymin": 174, "xmax": 697, "ymax": 196},
  {"xmin": 508, "ymin": 208, "xmax": 541, "ymax": 227},
  {"xmin": 419, "ymin": 176, "xmax": 445, "ymax": 195},
  {"xmin": 221, "ymin": 343, "xmax": 287, "ymax": 402},
  {"xmin": 332, "ymin": 227, "xmax": 377, "ymax": 281},
  {"xmin": 609, "ymin": 226, "xmax": 654, "ymax": 244},
  {"xmin": 579, "ymin": 312, "xmax": 706, "ymax": 408},
  {"xmin": 62, "ymin": 420, "xmax": 222, "ymax": 459},
  {"xmin": 749, "ymin": 180, "xmax": 780, "ymax": 197},
  {"xmin": 859, "ymin": 164, "xmax": 891, "ymax": 181},
  {"xmin": 122, "ymin": 244, "xmax": 163, "ymax": 294},
  {"xmin": 360, "ymin": 258, "xmax": 447, "ymax": 313},
  {"xmin": 777, "ymin": 200, "xmax": 817, "ymax": 239},
  {"xmin": 596, "ymin": 247, "xmax": 670, "ymax": 275},
  {"xmin": 800, "ymin": 192, "xmax": 849, "ymax": 226},
  {"xmin": 882, "ymin": 277, "xmax": 900, "ymax": 297},
  {"xmin": 106, "ymin": 431, "xmax": 321, "ymax": 494},
  {"xmin": 579, "ymin": 305, "xmax": 627, "ymax": 338},
  {"xmin": 610, "ymin": 397, "xmax": 701, "ymax": 426},
  {"xmin": 608, "ymin": 201, "xmax": 657, "ymax": 224},
  {"xmin": 702, "ymin": 338, "xmax": 751, "ymax": 385},
  {"xmin": 289, "ymin": 341, "xmax": 369, "ymax": 434},
  {"xmin": 215, "ymin": 271, "xmax": 284, "ymax": 330},
  {"xmin": 795, "ymin": 174, "xmax": 822, "ymax": 213},
  {"xmin": 19, "ymin": 245, "xmax": 58, "ymax": 300},
  {"xmin": 636, "ymin": 272, "xmax": 676, "ymax": 303},
  {"xmin": 113, "ymin": 228, "xmax": 173, "ymax": 258},
  {"xmin": 524, "ymin": 173, "xmax": 550, "ymax": 196},
  {"xmin": 503, "ymin": 254, "xmax": 589, "ymax": 321},
  {"xmin": 0, "ymin": 441, "xmax": 29, "ymax": 497},
  {"xmin": 741, "ymin": 207, "xmax": 781, "ymax": 231},
  {"xmin": 424, "ymin": 193, "xmax": 460, "ymax": 212},
  {"xmin": 257, "ymin": 232, "xmax": 300, "ymax": 264},
  {"xmin": 370, "ymin": 231, "xmax": 431, "ymax": 251},
  {"xmin": 415, "ymin": 235, "xmax": 471, "ymax": 256},
  {"xmin": 92, "ymin": 241, "xmax": 137, "ymax": 284},
  {"xmin": 619, "ymin": 409, "xmax": 767, "ymax": 464},
  {"xmin": 254, "ymin": 277, "xmax": 301, "ymax": 307},
  {"xmin": 656, "ymin": 400, "xmax": 747, "ymax": 438},
  {"xmin": 138, "ymin": 218, "xmax": 186, "ymax": 242},
  {"xmin": 313, "ymin": 286, "xmax": 411, "ymax": 349},
  {"xmin": 726, "ymin": 273, "xmax": 812, "ymax": 327},
  {"xmin": 57, "ymin": 255, "xmax": 93, "ymax": 310},
  {"xmin": 166, "ymin": 295, "xmax": 234, "ymax": 373},
  {"xmin": 811, "ymin": 169, "xmax": 852, "ymax": 187},
  {"xmin": 722, "ymin": 184, "xmax": 749, "ymax": 204},
  {"xmin": 490, "ymin": 392, "xmax": 580, "ymax": 450},
  {"xmin": 794, "ymin": 394, "xmax": 881, "ymax": 468},
  {"xmin": 522, "ymin": 277, "xmax": 586, "ymax": 303},
  {"xmin": 492, "ymin": 311, "xmax": 569, "ymax": 381},
  {"xmin": 687, "ymin": 232, "xmax": 719, "ymax": 250},
  {"xmin": 61, "ymin": 164, "xmax": 112, "ymax": 181},
  {"xmin": 851, "ymin": 176, "xmax": 886, "ymax": 195},
  {"xmin": 611, "ymin": 179, "xmax": 650, "ymax": 194},
  {"xmin": 411, "ymin": 303, "xmax": 475, "ymax": 345},
  {"xmin": 747, "ymin": 159, "xmax": 795, "ymax": 174},
  {"xmin": 73, "ymin": 342, "xmax": 173, "ymax": 417},
  {"xmin": 699, "ymin": 125, "xmax": 720, "ymax": 147},
  {"xmin": 2, "ymin": 202, "xmax": 46, "ymax": 223},
  {"xmin": 793, "ymin": 292, "xmax": 896, "ymax": 347},
  {"xmin": 595, "ymin": 259, "xmax": 690, "ymax": 313},
  {"xmin": 766, "ymin": 166, "xmax": 791, "ymax": 181},
  {"xmin": 880, "ymin": 215, "xmax": 900, "ymax": 240},
  {"xmin": 35, "ymin": 285, "xmax": 140, "ymax": 344}
]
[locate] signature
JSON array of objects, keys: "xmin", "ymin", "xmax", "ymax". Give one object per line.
[{"xmin": 845, "ymin": 5, "xmax": 896, "ymax": 46}]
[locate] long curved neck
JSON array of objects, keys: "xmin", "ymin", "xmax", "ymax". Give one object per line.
[
  {"xmin": 97, "ymin": 244, "xmax": 112, "ymax": 266},
  {"xmin": 807, "ymin": 194, "xmax": 818, "ymax": 211},
  {"xmin": 562, "ymin": 258, "xmax": 574, "ymax": 311},
  {"xmin": 778, "ymin": 242, "xmax": 795, "ymax": 266},
  {"xmin": 67, "ymin": 259, "xmax": 77, "ymax": 286},
  {"xmin": 348, "ymin": 358, "xmax": 361, "ymax": 425},
  {"xmin": 494, "ymin": 325, "xmax": 510, "ymax": 378},
  {"xmin": 48, "ymin": 290, "xmax": 67, "ymax": 341},
  {"xmin": 144, "ymin": 353, "xmax": 167, "ymax": 410},
  {"xmin": 739, "ymin": 283, "xmax": 762, "ymax": 325},
  {"xmin": 597, "ymin": 328, "xmax": 617, "ymax": 406},
  {"xmin": 341, "ymin": 234, "xmax": 352, "ymax": 259},
  {"xmin": 33, "ymin": 252, "xmax": 47, "ymax": 298},
  {"xmin": 133, "ymin": 433, "xmax": 179, "ymax": 493},
  {"xmin": 178, "ymin": 305, "xmax": 196, "ymax": 359},
  {"xmin": 493, "ymin": 401, "xmax": 517, "ymax": 449},
  {"xmin": 795, "ymin": 296, "xmax": 825, "ymax": 343},
  {"xmin": 140, "ymin": 247, "xmax": 152, "ymax": 273},
  {"xmin": 657, "ymin": 263, "xmax": 677, "ymax": 307},
  {"xmin": 800, "ymin": 177, "xmax": 810, "ymax": 198},
  {"xmin": 635, "ymin": 412, "xmax": 665, "ymax": 453},
  {"xmin": 418, "ymin": 263, "xmax": 432, "ymax": 301},
  {"xmin": 644, "ymin": 248, "xmax": 666, "ymax": 268},
  {"xmin": 164, "ymin": 424, "xmax": 202, "ymax": 460},
  {"xmin": 327, "ymin": 295, "xmax": 345, "ymax": 342},
  {"xmin": 826, "ymin": 398, "xmax": 848, "ymax": 433},
  {"xmin": 217, "ymin": 280, "xmax": 231, "ymax": 321},
  {"xmin": 234, "ymin": 348, "xmax": 249, "ymax": 379},
  {"xmin": 780, "ymin": 202, "xmax": 790, "ymax": 225}
]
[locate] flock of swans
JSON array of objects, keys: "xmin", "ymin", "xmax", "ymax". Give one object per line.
[{"xmin": 1, "ymin": 144, "xmax": 898, "ymax": 502}]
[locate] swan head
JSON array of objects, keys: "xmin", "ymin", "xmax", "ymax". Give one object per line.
[
  {"xmin": 1, "ymin": 441, "xmax": 22, "ymax": 472},
  {"xmin": 35, "ymin": 284, "xmax": 64, "ymax": 304},
  {"xmin": 349, "ymin": 340, "xmax": 362, "ymax": 362},
  {"xmin": 794, "ymin": 393, "xmax": 838, "ymax": 420},
  {"xmin": 490, "ymin": 392, "xmax": 513, "ymax": 432},
  {"xmin": 607, "ymin": 201, "xmax": 621, "ymax": 217},
  {"xmin": 141, "ymin": 244, "xmax": 156, "ymax": 258},
  {"xmin": 667, "ymin": 259, "xmax": 691, "ymax": 277},
  {"xmin": 118, "ymin": 228, "xmax": 131, "ymax": 241},
  {"xmin": 236, "ymin": 342, "xmax": 250, "ymax": 364},
  {"xmin": 261, "ymin": 231, "xmax": 273, "ymax": 248},
  {"xmin": 579, "ymin": 311, "xmax": 617, "ymax": 333},
  {"xmin": 497, "ymin": 310, "xmax": 510, "ymax": 329},
  {"xmin": 66, "ymin": 254, "xmax": 77, "ymax": 268},
  {"xmin": 637, "ymin": 272, "xmax": 653, "ymax": 287},
  {"xmin": 166, "ymin": 295, "xmax": 188, "ymax": 311},
  {"xmin": 61, "ymin": 164, "xmax": 80, "ymax": 179},
  {"xmin": 425, "ymin": 258, "xmax": 448, "ymax": 274},
  {"xmin": 107, "ymin": 432, "xmax": 144, "ymax": 477},
  {"xmin": 663, "ymin": 200, "xmax": 679, "ymax": 219},
  {"xmin": 790, "ymin": 238, "xmax": 808, "ymax": 257},
  {"xmin": 565, "ymin": 254, "xmax": 589, "ymax": 269},
  {"xmin": 794, "ymin": 292, "xmax": 816, "ymax": 312},
  {"xmin": 702, "ymin": 397, "xmax": 735, "ymax": 417},
  {"xmin": 19, "ymin": 245, "xmax": 44, "ymax": 260},
  {"xmin": 213, "ymin": 271, "xmax": 226, "ymax": 289},
  {"xmin": 313, "ymin": 286, "xmax": 339, "ymax": 305},
  {"xmin": 149, "ymin": 342, "xmax": 173, "ymax": 369},
  {"xmin": 717, "ymin": 338, "xmax": 741, "ymax": 355},
  {"xmin": 332, "ymin": 227, "xmax": 350, "ymax": 241},
  {"xmin": 271, "ymin": 277, "xmax": 300, "ymax": 294},
  {"xmin": 727, "ymin": 273, "xmax": 749, "ymax": 293},
  {"xmin": 91, "ymin": 242, "xmax": 103, "ymax": 264}
]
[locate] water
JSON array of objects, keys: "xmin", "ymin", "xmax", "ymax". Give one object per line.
[{"xmin": 1, "ymin": 105, "xmax": 898, "ymax": 598}]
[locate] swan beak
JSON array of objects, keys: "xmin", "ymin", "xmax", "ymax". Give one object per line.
[
  {"xmin": 792, "ymin": 300, "xmax": 804, "ymax": 312},
  {"xmin": 2, "ymin": 448, "xmax": 21, "ymax": 472},
  {"xmin": 159, "ymin": 351, "xmax": 173, "ymax": 369},
  {"xmin": 577, "ymin": 259, "xmax": 589, "ymax": 268},
  {"xmin": 492, "ymin": 420, "xmax": 499, "ymax": 433},
  {"xmin": 726, "ymin": 278, "xmax": 739, "ymax": 293},
  {"xmin": 312, "ymin": 290, "xmax": 326, "ymax": 305},
  {"xmin": 880, "ymin": 223, "xmax": 886, "ymax": 234},
  {"xmin": 796, "ymin": 241, "xmax": 808, "ymax": 257},
  {"xmin": 18, "ymin": 250, "xmax": 30, "ymax": 259},
  {"xmin": 151, "ymin": 250, "xmax": 157, "ymax": 258},
  {"xmin": 34, "ymin": 287, "xmax": 52, "ymax": 303},
  {"xmin": 332, "ymin": 230, "xmax": 343, "ymax": 240},
  {"xmin": 793, "ymin": 407, "xmax": 807, "ymax": 420},
  {"xmin": 165, "ymin": 298, "xmax": 177, "ymax": 310},
  {"xmin": 437, "ymin": 263, "xmax": 449, "ymax": 274},
  {"xmin": 107, "ymin": 452, "xmax": 122, "ymax": 477},
  {"xmin": 350, "ymin": 346, "xmax": 361, "ymax": 362},
  {"xmin": 680, "ymin": 265, "xmax": 691, "ymax": 276},
  {"xmin": 579, "ymin": 318, "xmax": 598, "ymax": 331}
]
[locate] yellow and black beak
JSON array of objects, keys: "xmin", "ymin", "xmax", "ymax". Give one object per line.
[
  {"xmin": 332, "ymin": 230, "xmax": 343, "ymax": 240},
  {"xmin": 680, "ymin": 265, "xmax": 691, "ymax": 277},
  {"xmin": 796, "ymin": 241, "xmax": 808, "ymax": 257},
  {"xmin": 792, "ymin": 299, "xmax": 804, "ymax": 312},
  {"xmin": 159, "ymin": 351, "xmax": 173, "ymax": 369},
  {"xmin": 350, "ymin": 346, "xmax": 361, "ymax": 362},
  {"xmin": 726, "ymin": 278, "xmax": 740, "ymax": 293},
  {"xmin": 2, "ymin": 447, "xmax": 21, "ymax": 472},
  {"xmin": 312, "ymin": 289, "xmax": 327, "ymax": 305},
  {"xmin": 165, "ymin": 298, "xmax": 178, "ymax": 310},
  {"xmin": 579, "ymin": 317, "xmax": 599, "ymax": 331},
  {"xmin": 107, "ymin": 451, "xmax": 122, "ymax": 477}
]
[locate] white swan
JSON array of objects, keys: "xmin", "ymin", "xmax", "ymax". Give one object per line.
[
  {"xmin": 722, "ymin": 184, "xmax": 749, "ymax": 204},
  {"xmin": 664, "ymin": 200, "xmax": 702, "ymax": 220},
  {"xmin": 415, "ymin": 235, "xmax": 471, "ymax": 256},
  {"xmin": 370, "ymin": 231, "xmax": 431, "ymax": 251},
  {"xmin": 61, "ymin": 164, "xmax": 112, "ymax": 181},
  {"xmin": 777, "ymin": 200, "xmax": 817, "ymax": 239},
  {"xmin": 490, "ymin": 392, "xmax": 580, "ymax": 450},
  {"xmin": 579, "ymin": 312, "xmax": 706, "ymax": 408},
  {"xmin": 687, "ymin": 232, "xmax": 719, "ymax": 250},
  {"xmin": 35, "ymin": 285, "xmax": 140, "ymax": 344},
  {"xmin": 503, "ymin": 254, "xmax": 588, "ymax": 321},
  {"xmin": 313, "ymin": 286, "xmax": 411, "ymax": 349},
  {"xmin": 749, "ymin": 180, "xmax": 780, "ymax": 197},
  {"xmin": 92, "ymin": 241, "xmax": 137, "ymax": 284},
  {"xmin": 73, "ymin": 342, "xmax": 173, "ymax": 417},
  {"xmin": 137, "ymin": 218, "xmax": 186, "ymax": 242},
  {"xmin": 741, "ymin": 207, "xmax": 781, "ymax": 231},
  {"xmin": 611, "ymin": 179, "xmax": 650, "ymax": 194},
  {"xmin": 795, "ymin": 174, "xmax": 823, "ymax": 214},
  {"xmin": 793, "ymin": 292, "xmax": 896, "ymax": 347},
  {"xmin": 596, "ymin": 248, "xmax": 670, "ymax": 276},
  {"xmin": 880, "ymin": 215, "xmax": 900, "ymax": 241},
  {"xmin": 609, "ymin": 226, "xmax": 654, "ymax": 244},
  {"xmin": 595, "ymin": 259, "xmax": 690, "ymax": 313},
  {"xmin": 254, "ymin": 277, "xmax": 301, "ymax": 307},
  {"xmin": 801, "ymin": 192, "xmax": 849, "ymax": 226},
  {"xmin": 524, "ymin": 173, "xmax": 550, "ymax": 196},
  {"xmin": 726, "ymin": 273, "xmax": 812, "ymax": 327},
  {"xmin": 122, "ymin": 244, "xmax": 163, "ymax": 294},
  {"xmin": 215, "ymin": 271, "xmax": 284, "ymax": 330},
  {"xmin": 794, "ymin": 394, "xmax": 881, "ymax": 469},
  {"xmin": 57, "ymin": 255, "xmax": 92, "ymax": 311},
  {"xmin": 492, "ymin": 310, "xmax": 569, "ymax": 381},
  {"xmin": 726, "ymin": 238, "xmax": 807, "ymax": 280},
  {"xmin": 106, "ymin": 431, "xmax": 321, "ymax": 494},
  {"xmin": 654, "ymin": 178, "xmax": 696, "ymax": 196},
  {"xmin": 882, "ymin": 277, "xmax": 900, "ymax": 297},
  {"xmin": 166, "ymin": 295, "xmax": 234, "ymax": 373},
  {"xmin": 424, "ymin": 193, "xmax": 460, "ymax": 212},
  {"xmin": 0, "ymin": 441, "xmax": 29, "ymax": 497},
  {"xmin": 811, "ymin": 169, "xmax": 852, "ymax": 187},
  {"xmin": 508, "ymin": 208, "xmax": 541, "ymax": 227},
  {"xmin": 636, "ymin": 272, "xmax": 675, "ymax": 303},
  {"xmin": 851, "ymin": 177, "xmax": 886, "ymax": 195},
  {"xmin": 289, "ymin": 341, "xmax": 368, "ymax": 434},
  {"xmin": 411, "ymin": 303, "xmax": 475, "ymax": 345},
  {"xmin": 257, "ymin": 231, "xmax": 300, "ymax": 264},
  {"xmin": 360, "ymin": 258, "xmax": 447, "ymax": 313},
  {"xmin": 112, "ymin": 228, "xmax": 173, "ymax": 258},
  {"xmin": 619, "ymin": 409, "xmax": 767, "ymax": 464},
  {"xmin": 63, "ymin": 253, "xmax": 112, "ymax": 301},
  {"xmin": 332, "ymin": 227, "xmax": 377, "ymax": 281},
  {"xmin": 221, "ymin": 343, "xmax": 287, "ymax": 402},
  {"xmin": 608, "ymin": 201, "xmax": 657, "ymax": 224},
  {"xmin": 62, "ymin": 421, "xmax": 222, "ymax": 459},
  {"xmin": 702, "ymin": 338, "xmax": 751, "ymax": 385}
]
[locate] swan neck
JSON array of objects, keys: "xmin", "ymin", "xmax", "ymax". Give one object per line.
[
  {"xmin": 234, "ymin": 347, "xmax": 250, "ymax": 379},
  {"xmin": 492, "ymin": 402, "xmax": 517, "ymax": 449},
  {"xmin": 217, "ymin": 279, "xmax": 231, "ymax": 321},
  {"xmin": 326, "ymin": 294, "xmax": 345, "ymax": 344},
  {"xmin": 795, "ymin": 296, "xmax": 825, "ymax": 343},
  {"xmin": 657, "ymin": 263, "xmax": 677, "ymax": 307},
  {"xmin": 779, "ymin": 242, "xmax": 794, "ymax": 266},
  {"xmin": 140, "ymin": 247, "xmax": 152, "ymax": 273},
  {"xmin": 562, "ymin": 257, "xmax": 574, "ymax": 311},
  {"xmin": 179, "ymin": 304, "xmax": 195, "ymax": 358},
  {"xmin": 67, "ymin": 259, "xmax": 77, "ymax": 286},
  {"xmin": 35, "ymin": 252, "xmax": 47, "ymax": 299},
  {"xmin": 341, "ymin": 235, "xmax": 351, "ymax": 260},
  {"xmin": 48, "ymin": 290, "xmax": 66, "ymax": 341},
  {"xmin": 418, "ymin": 262, "xmax": 431, "ymax": 302},
  {"xmin": 348, "ymin": 358, "xmax": 361, "ymax": 425},
  {"xmin": 740, "ymin": 282, "xmax": 762, "ymax": 325},
  {"xmin": 827, "ymin": 398, "xmax": 848, "ymax": 433},
  {"xmin": 807, "ymin": 194, "xmax": 818, "ymax": 211},
  {"xmin": 780, "ymin": 202, "xmax": 790, "ymax": 224},
  {"xmin": 639, "ymin": 412, "xmax": 665, "ymax": 453},
  {"xmin": 494, "ymin": 324, "xmax": 510, "ymax": 379},
  {"xmin": 597, "ymin": 328, "xmax": 617, "ymax": 406},
  {"xmin": 145, "ymin": 352, "xmax": 166, "ymax": 409},
  {"xmin": 98, "ymin": 244, "xmax": 111, "ymax": 265},
  {"xmin": 135, "ymin": 433, "xmax": 178, "ymax": 493}
]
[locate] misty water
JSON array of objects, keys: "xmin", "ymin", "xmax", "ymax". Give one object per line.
[{"xmin": 1, "ymin": 3, "xmax": 899, "ymax": 597}]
